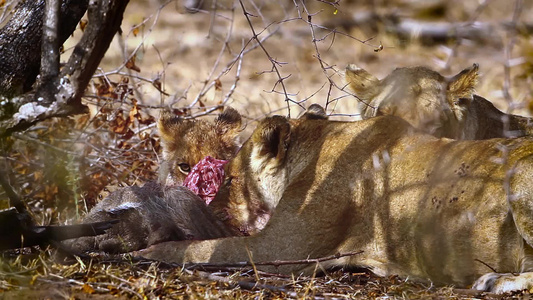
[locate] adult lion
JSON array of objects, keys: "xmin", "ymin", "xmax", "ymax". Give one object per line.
[
  {"xmin": 135, "ymin": 115, "xmax": 533, "ymax": 293},
  {"xmin": 345, "ymin": 63, "xmax": 533, "ymax": 139}
]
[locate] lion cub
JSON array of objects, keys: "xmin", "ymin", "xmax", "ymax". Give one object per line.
[
  {"xmin": 65, "ymin": 108, "xmax": 243, "ymax": 253},
  {"xmin": 346, "ymin": 64, "xmax": 533, "ymax": 139},
  {"xmin": 158, "ymin": 107, "xmax": 242, "ymax": 187}
]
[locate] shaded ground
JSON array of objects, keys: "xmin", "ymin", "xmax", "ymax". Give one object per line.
[{"xmin": 2, "ymin": 251, "xmax": 530, "ymax": 299}]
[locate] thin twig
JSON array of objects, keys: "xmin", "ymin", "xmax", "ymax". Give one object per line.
[
  {"xmin": 187, "ymin": 29, "xmax": 278, "ymax": 110},
  {"xmin": 189, "ymin": 6, "xmax": 236, "ymax": 108},
  {"xmin": 182, "ymin": 250, "xmax": 364, "ymax": 269},
  {"xmin": 239, "ymin": 0, "xmax": 301, "ymax": 117},
  {"xmin": 502, "ymin": 0, "xmax": 523, "ymax": 108},
  {"xmin": 474, "ymin": 258, "xmax": 497, "ymax": 273},
  {"xmin": 298, "ymin": 0, "xmax": 353, "ymax": 111},
  {"xmin": 0, "ymin": 168, "xmax": 25, "ymax": 213},
  {"xmin": 222, "ymin": 52, "xmax": 243, "ymax": 104}
]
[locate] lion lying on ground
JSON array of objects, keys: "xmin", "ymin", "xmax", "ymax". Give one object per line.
[
  {"xmin": 345, "ymin": 63, "xmax": 533, "ymax": 139},
  {"xmin": 135, "ymin": 114, "xmax": 533, "ymax": 293}
]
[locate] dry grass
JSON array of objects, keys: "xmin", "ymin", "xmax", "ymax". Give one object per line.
[{"xmin": 1, "ymin": 249, "xmax": 529, "ymax": 299}]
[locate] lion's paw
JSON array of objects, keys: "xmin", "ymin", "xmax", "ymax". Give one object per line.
[{"xmin": 472, "ymin": 272, "xmax": 533, "ymax": 294}]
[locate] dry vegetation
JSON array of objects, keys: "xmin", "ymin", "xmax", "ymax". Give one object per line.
[{"xmin": 1, "ymin": 0, "xmax": 533, "ymax": 298}]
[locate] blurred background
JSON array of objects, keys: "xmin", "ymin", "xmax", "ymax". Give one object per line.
[{"xmin": 93, "ymin": 0, "xmax": 532, "ymax": 119}]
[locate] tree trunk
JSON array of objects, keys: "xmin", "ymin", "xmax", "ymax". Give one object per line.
[
  {"xmin": 0, "ymin": 0, "xmax": 130, "ymax": 137},
  {"xmin": 0, "ymin": 0, "xmax": 89, "ymax": 97}
]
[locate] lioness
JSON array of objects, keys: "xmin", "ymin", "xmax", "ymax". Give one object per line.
[
  {"xmin": 345, "ymin": 63, "xmax": 533, "ymax": 139},
  {"xmin": 136, "ymin": 114, "xmax": 533, "ymax": 293},
  {"xmin": 208, "ymin": 103, "xmax": 329, "ymax": 235}
]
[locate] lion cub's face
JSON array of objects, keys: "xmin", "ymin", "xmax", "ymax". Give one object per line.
[
  {"xmin": 345, "ymin": 64, "xmax": 478, "ymax": 138},
  {"xmin": 158, "ymin": 107, "xmax": 242, "ymax": 187}
]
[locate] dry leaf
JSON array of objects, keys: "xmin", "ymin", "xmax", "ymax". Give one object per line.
[
  {"xmin": 214, "ymin": 79, "xmax": 222, "ymax": 91},
  {"xmin": 125, "ymin": 56, "xmax": 141, "ymax": 72},
  {"xmin": 82, "ymin": 283, "xmax": 95, "ymax": 294},
  {"xmin": 153, "ymin": 79, "xmax": 162, "ymax": 91},
  {"xmin": 80, "ymin": 19, "xmax": 88, "ymax": 31},
  {"xmin": 34, "ymin": 171, "xmax": 43, "ymax": 181},
  {"xmin": 129, "ymin": 99, "xmax": 140, "ymax": 122},
  {"xmin": 132, "ymin": 26, "xmax": 140, "ymax": 37}
]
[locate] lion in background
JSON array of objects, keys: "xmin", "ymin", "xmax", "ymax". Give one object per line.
[
  {"xmin": 135, "ymin": 113, "xmax": 533, "ymax": 294},
  {"xmin": 345, "ymin": 63, "xmax": 533, "ymax": 139}
]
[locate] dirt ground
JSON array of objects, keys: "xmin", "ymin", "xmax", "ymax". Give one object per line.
[{"xmin": 2, "ymin": 0, "xmax": 533, "ymax": 299}]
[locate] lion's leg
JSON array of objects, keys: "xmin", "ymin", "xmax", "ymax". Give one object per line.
[
  {"xmin": 133, "ymin": 189, "xmax": 352, "ymax": 274},
  {"xmin": 507, "ymin": 159, "xmax": 533, "ymax": 259},
  {"xmin": 475, "ymin": 158, "xmax": 533, "ymax": 293},
  {"xmin": 472, "ymin": 272, "xmax": 533, "ymax": 293}
]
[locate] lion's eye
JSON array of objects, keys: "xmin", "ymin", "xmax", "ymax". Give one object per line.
[
  {"xmin": 178, "ymin": 163, "xmax": 191, "ymax": 174},
  {"xmin": 224, "ymin": 176, "xmax": 233, "ymax": 186},
  {"xmin": 454, "ymin": 98, "xmax": 469, "ymax": 106}
]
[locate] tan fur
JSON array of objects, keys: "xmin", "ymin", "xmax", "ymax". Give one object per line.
[
  {"xmin": 136, "ymin": 115, "xmax": 533, "ymax": 293},
  {"xmin": 210, "ymin": 104, "xmax": 329, "ymax": 236},
  {"xmin": 299, "ymin": 103, "xmax": 328, "ymax": 120},
  {"xmin": 345, "ymin": 64, "xmax": 533, "ymax": 139},
  {"xmin": 158, "ymin": 107, "xmax": 242, "ymax": 186}
]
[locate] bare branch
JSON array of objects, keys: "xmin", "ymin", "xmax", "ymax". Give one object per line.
[
  {"xmin": 37, "ymin": 0, "xmax": 62, "ymax": 106},
  {"xmin": 0, "ymin": 0, "xmax": 89, "ymax": 96},
  {"xmin": 178, "ymin": 250, "xmax": 364, "ymax": 269},
  {"xmin": 41, "ymin": 0, "xmax": 61, "ymax": 83}
]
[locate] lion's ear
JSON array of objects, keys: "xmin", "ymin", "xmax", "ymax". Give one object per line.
[
  {"xmin": 158, "ymin": 110, "xmax": 185, "ymax": 157},
  {"xmin": 345, "ymin": 64, "xmax": 380, "ymax": 99},
  {"xmin": 300, "ymin": 104, "xmax": 328, "ymax": 120},
  {"xmin": 448, "ymin": 63, "xmax": 479, "ymax": 100},
  {"xmin": 215, "ymin": 107, "xmax": 242, "ymax": 137},
  {"xmin": 252, "ymin": 116, "xmax": 291, "ymax": 164}
]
